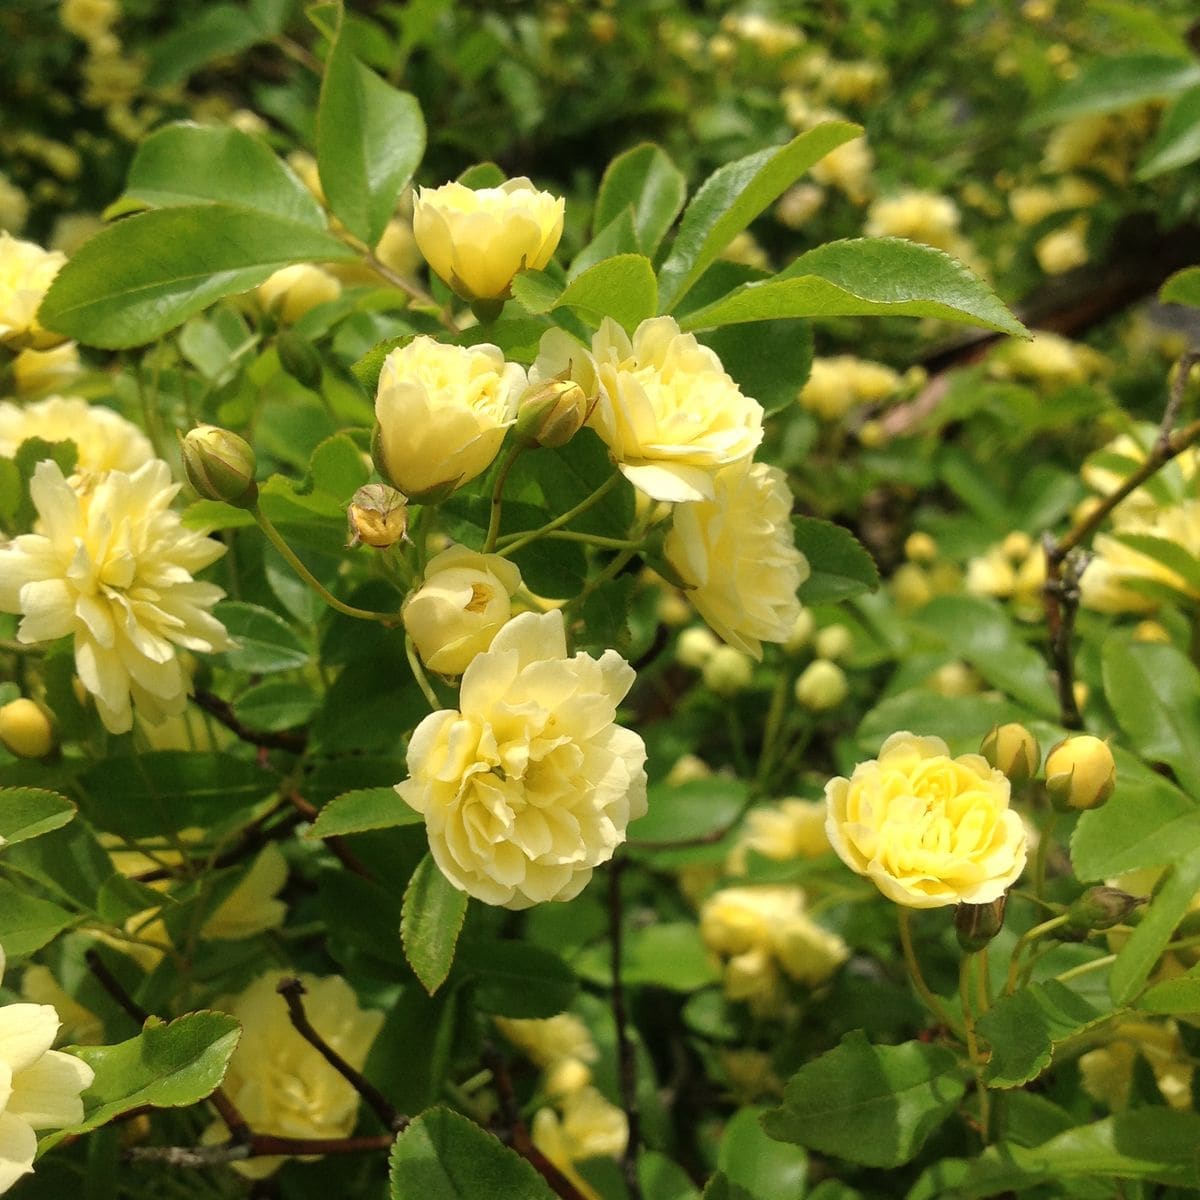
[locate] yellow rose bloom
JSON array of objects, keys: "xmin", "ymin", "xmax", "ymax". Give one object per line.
[
  {"xmin": 413, "ymin": 177, "xmax": 564, "ymax": 301},
  {"xmin": 0, "ymin": 395, "xmax": 154, "ymax": 480},
  {"xmin": 825, "ymin": 732, "xmax": 1027, "ymax": 908},
  {"xmin": 402, "ymin": 543, "xmax": 523, "ymax": 675},
  {"xmin": 11, "ymin": 343, "xmax": 81, "ymax": 395},
  {"xmin": 256, "ymin": 263, "xmax": 342, "ymax": 323},
  {"xmin": 799, "ymin": 356, "xmax": 901, "ymax": 420},
  {"xmin": 494, "ymin": 1013, "xmax": 598, "ymax": 1098},
  {"xmin": 375, "ymin": 336, "xmax": 525, "ymax": 499},
  {"xmin": 531, "ymin": 1086, "xmax": 628, "ymax": 1200},
  {"xmin": 396, "ymin": 610, "xmax": 648, "ymax": 909},
  {"xmin": 532, "ymin": 317, "xmax": 764, "ymax": 503},
  {"xmin": 665, "ymin": 459, "xmax": 809, "ymax": 658},
  {"xmin": 0, "ymin": 459, "xmax": 231, "ymax": 734},
  {"xmin": 1079, "ymin": 1021, "xmax": 1194, "ymax": 1112},
  {"xmin": 730, "ymin": 798, "xmax": 831, "ymax": 873},
  {"xmin": 864, "ymin": 190, "xmax": 962, "ymax": 252},
  {"xmin": 0, "ymin": 233, "xmax": 67, "ymax": 350},
  {"xmin": 1081, "ymin": 502, "xmax": 1200, "ymax": 613}
]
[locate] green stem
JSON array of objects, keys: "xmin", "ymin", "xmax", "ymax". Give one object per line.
[
  {"xmin": 539, "ymin": 530, "xmax": 645, "ymax": 551},
  {"xmin": 496, "ymin": 474, "xmax": 621, "ymax": 558},
  {"xmin": 897, "ymin": 909, "xmax": 958, "ymax": 1033},
  {"xmin": 483, "ymin": 445, "xmax": 525, "ymax": 553},
  {"xmin": 1034, "ymin": 810, "xmax": 1059, "ymax": 901},
  {"xmin": 960, "ymin": 954, "xmax": 991, "ymax": 1145},
  {"xmin": 406, "ymin": 636, "xmax": 443, "ymax": 711},
  {"xmin": 1005, "ymin": 913, "xmax": 1069, "ymax": 994},
  {"xmin": 754, "ymin": 668, "xmax": 792, "ymax": 794},
  {"xmin": 253, "ymin": 506, "xmax": 396, "ymax": 623}
]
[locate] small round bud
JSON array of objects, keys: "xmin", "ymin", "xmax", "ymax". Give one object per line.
[
  {"xmin": 347, "ymin": 484, "xmax": 408, "ymax": 549},
  {"xmin": 981, "ymin": 723, "xmax": 1041, "ymax": 786},
  {"xmin": 904, "ymin": 531, "xmax": 938, "ymax": 563},
  {"xmin": 276, "ymin": 330, "xmax": 323, "ymax": 390},
  {"xmin": 677, "ymin": 626, "xmax": 719, "ymax": 669},
  {"xmin": 1045, "ymin": 735, "xmax": 1116, "ymax": 811},
  {"xmin": 784, "ymin": 608, "xmax": 816, "ymax": 654},
  {"xmin": 666, "ymin": 753, "xmax": 713, "ymax": 787},
  {"xmin": 931, "ymin": 661, "xmax": 980, "ymax": 697},
  {"xmin": 814, "ymin": 624, "xmax": 853, "ymax": 662},
  {"xmin": 794, "ymin": 660, "xmax": 848, "ymax": 711},
  {"xmin": 892, "ymin": 563, "xmax": 933, "ymax": 610},
  {"xmin": 956, "ymin": 895, "xmax": 1007, "ymax": 952},
  {"xmin": 703, "ymin": 645, "xmax": 754, "ymax": 697},
  {"xmin": 1133, "ymin": 620, "xmax": 1171, "ymax": 645},
  {"xmin": 1002, "ymin": 530, "xmax": 1033, "ymax": 560},
  {"xmin": 180, "ymin": 425, "xmax": 258, "ymax": 508},
  {"xmin": 1063, "ymin": 886, "xmax": 1144, "ymax": 935},
  {"xmin": 514, "ymin": 377, "xmax": 590, "ymax": 448},
  {"xmin": 858, "ymin": 419, "xmax": 885, "ymax": 448},
  {"xmin": 0, "ymin": 698, "xmax": 55, "ymax": 758},
  {"xmin": 657, "ymin": 590, "xmax": 691, "ymax": 627}
]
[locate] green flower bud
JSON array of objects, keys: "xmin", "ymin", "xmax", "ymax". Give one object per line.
[
  {"xmin": 1045, "ymin": 735, "xmax": 1116, "ymax": 811},
  {"xmin": 514, "ymin": 377, "xmax": 591, "ymax": 448},
  {"xmin": 1064, "ymin": 886, "xmax": 1144, "ymax": 935},
  {"xmin": 702, "ymin": 645, "xmax": 753, "ymax": 697},
  {"xmin": 980, "ymin": 723, "xmax": 1041, "ymax": 786},
  {"xmin": 276, "ymin": 329, "xmax": 323, "ymax": 390},
  {"xmin": 794, "ymin": 659, "xmax": 848, "ymax": 712},
  {"xmin": 180, "ymin": 425, "xmax": 258, "ymax": 508},
  {"xmin": 955, "ymin": 895, "xmax": 1007, "ymax": 952},
  {"xmin": 814, "ymin": 624, "xmax": 853, "ymax": 662},
  {"xmin": 347, "ymin": 484, "xmax": 408, "ymax": 549}
]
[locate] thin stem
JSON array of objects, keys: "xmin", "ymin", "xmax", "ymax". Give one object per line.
[
  {"xmin": 191, "ymin": 688, "xmax": 307, "ymax": 753},
  {"xmin": 608, "ymin": 860, "xmax": 643, "ymax": 1200},
  {"xmin": 976, "ymin": 945, "xmax": 993, "ymax": 1014},
  {"xmin": 497, "ymin": 474, "xmax": 622, "ymax": 558},
  {"xmin": 959, "ymin": 954, "xmax": 991, "ymax": 1145},
  {"xmin": 406, "ymin": 635, "xmax": 443, "ymax": 711},
  {"xmin": 1034, "ymin": 811, "xmax": 1059, "ymax": 901},
  {"xmin": 86, "ymin": 950, "xmax": 150, "ymax": 1026},
  {"xmin": 1054, "ymin": 953, "xmax": 1116, "ymax": 985},
  {"xmin": 539, "ymin": 530, "xmax": 646, "ymax": 551},
  {"xmin": 364, "ymin": 252, "xmax": 460, "ymax": 333},
  {"xmin": 484, "ymin": 445, "xmax": 525, "ymax": 553},
  {"xmin": 126, "ymin": 1134, "xmax": 395, "ymax": 1167},
  {"xmin": 1005, "ymin": 913, "xmax": 1069, "ymax": 995},
  {"xmin": 897, "ymin": 909, "xmax": 957, "ymax": 1033},
  {"xmin": 754, "ymin": 668, "xmax": 793, "ymax": 793}
]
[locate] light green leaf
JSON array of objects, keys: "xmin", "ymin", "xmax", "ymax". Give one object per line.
[
  {"xmin": 794, "ymin": 517, "xmax": 880, "ymax": 604},
  {"xmin": 717, "ymin": 1107, "xmax": 807, "ymax": 1200},
  {"xmin": 310, "ymin": 432, "xmax": 372, "ymax": 501},
  {"xmin": 628, "ymin": 777, "xmax": 747, "ymax": 847},
  {"xmin": 1108, "ymin": 532, "xmax": 1200, "ymax": 594},
  {"xmin": 0, "ymin": 787, "xmax": 75, "ymax": 846},
  {"xmin": 1138, "ymin": 85, "xmax": 1200, "ymax": 177},
  {"xmin": 307, "ymin": 787, "xmax": 422, "ymax": 838},
  {"xmin": 232, "ymin": 679, "xmax": 319, "ymax": 732},
  {"xmin": 317, "ymin": 23, "xmax": 426, "ymax": 246},
  {"xmin": 1138, "ymin": 961, "xmax": 1200, "ymax": 1013},
  {"xmin": 518, "ymin": 254, "xmax": 657, "ymax": 331},
  {"xmin": 595, "ymin": 142, "xmax": 688, "ymax": 258},
  {"xmin": 679, "ymin": 239, "xmax": 1025, "ymax": 337},
  {"xmin": 216, "ymin": 601, "xmax": 311, "ymax": 674},
  {"xmin": 976, "ymin": 981, "xmax": 1109, "ymax": 1088},
  {"xmin": 1110, "ymin": 848, "xmax": 1200, "ymax": 1005},
  {"xmin": 0, "ymin": 877, "xmax": 75, "ymax": 957},
  {"xmin": 1029, "ymin": 54, "xmax": 1200, "ymax": 126},
  {"xmin": 640, "ymin": 1152, "xmax": 702, "ymax": 1200},
  {"xmin": 1161, "ymin": 265, "xmax": 1200, "ymax": 308},
  {"xmin": 568, "ymin": 209, "xmax": 639, "ymax": 280},
  {"xmin": 46, "ymin": 1013, "xmax": 241, "ymax": 1146},
  {"xmin": 658, "ymin": 122, "xmax": 861, "ymax": 312},
  {"xmin": 763, "ymin": 1032, "xmax": 966, "ymax": 1168},
  {"xmin": 575, "ymin": 922, "xmax": 719, "ymax": 992},
  {"xmin": 114, "ymin": 122, "xmax": 324, "ymax": 227},
  {"xmin": 38, "ymin": 205, "xmax": 356, "ymax": 349},
  {"xmin": 1102, "ymin": 636, "xmax": 1200, "ymax": 798},
  {"xmin": 402, "ymin": 853, "xmax": 469, "ymax": 995},
  {"xmin": 389, "ymin": 1107, "xmax": 556, "ymax": 1200}
]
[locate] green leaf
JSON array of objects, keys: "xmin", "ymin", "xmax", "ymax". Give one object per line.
[
  {"xmin": 0, "ymin": 877, "xmax": 74, "ymax": 957},
  {"xmin": 761, "ymin": 1032, "xmax": 966, "ymax": 1168},
  {"xmin": 717, "ymin": 1107, "xmax": 807, "ymax": 1200},
  {"xmin": 794, "ymin": 517, "xmax": 880, "ymax": 604},
  {"xmin": 216, "ymin": 601, "xmax": 311, "ymax": 674},
  {"xmin": 679, "ymin": 239, "xmax": 1025, "ymax": 337},
  {"xmin": 513, "ymin": 430, "xmax": 633, "ymax": 538},
  {"xmin": 1108, "ymin": 532, "xmax": 1200, "ymax": 594},
  {"xmin": 569, "ymin": 209, "xmax": 639, "ymax": 280},
  {"xmin": 307, "ymin": 787, "xmax": 422, "ymax": 838},
  {"xmin": 114, "ymin": 122, "xmax": 324, "ymax": 227},
  {"xmin": 47, "ymin": 1013, "xmax": 241, "ymax": 1146},
  {"xmin": 509, "ymin": 270, "xmax": 562, "ymax": 316},
  {"xmin": 145, "ymin": 4, "xmax": 274, "ymax": 87},
  {"xmin": 976, "ymin": 981, "xmax": 1108, "ymax": 1088},
  {"xmin": 1110, "ymin": 848, "xmax": 1200, "ymax": 1005},
  {"xmin": 456, "ymin": 937, "xmax": 578, "ymax": 1018},
  {"xmin": 0, "ymin": 787, "xmax": 75, "ymax": 846},
  {"xmin": 575, "ymin": 922, "xmax": 719, "ymax": 992},
  {"xmin": 318, "ymin": 23, "xmax": 426, "ymax": 246},
  {"xmin": 518, "ymin": 254, "xmax": 657, "ymax": 331},
  {"xmin": 1029, "ymin": 54, "xmax": 1200, "ymax": 126},
  {"xmin": 658, "ymin": 122, "xmax": 862, "ymax": 312},
  {"xmin": 640, "ymin": 1152, "xmax": 702, "ymax": 1200},
  {"xmin": 1102, "ymin": 636, "xmax": 1200, "ymax": 798},
  {"xmin": 389, "ymin": 1107, "xmax": 556, "ymax": 1200},
  {"xmin": 309, "ymin": 432, "xmax": 372, "ymax": 501},
  {"xmin": 1138, "ymin": 85, "xmax": 1200, "ymax": 178},
  {"xmin": 595, "ymin": 142, "xmax": 688, "ymax": 258},
  {"xmin": 628, "ymin": 777, "xmax": 747, "ymax": 847},
  {"xmin": 402, "ymin": 854, "xmax": 469, "ymax": 995},
  {"xmin": 1161, "ymin": 265, "xmax": 1200, "ymax": 308},
  {"xmin": 38, "ymin": 205, "xmax": 356, "ymax": 349},
  {"xmin": 1138, "ymin": 961, "xmax": 1200, "ymax": 1013},
  {"xmin": 702, "ymin": 317, "xmax": 812, "ymax": 415},
  {"xmin": 232, "ymin": 679, "xmax": 319, "ymax": 732}
]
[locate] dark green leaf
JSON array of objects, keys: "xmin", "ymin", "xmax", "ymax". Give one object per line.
[
  {"xmin": 232, "ymin": 679, "xmax": 319, "ymax": 732},
  {"xmin": 702, "ymin": 318, "xmax": 812, "ymax": 415},
  {"xmin": 216, "ymin": 601, "xmax": 311, "ymax": 674},
  {"xmin": 145, "ymin": 5, "xmax": 267, "ymax": 87},
  {"xmin": 514, "ymin": 430, "xmax": 633, "ymax": 538},
  {"xmin": 595, "ymin": 143, "xmax": 688, "ymax": 258},
  {"xmin": 1138, "ymin": 85, "xmax": 1200, "ymax": 178},
  {"xmin": 307, "ymin": 787, "xmax": 422, "ymax": 838},
  {"xmin": 0, "ymin": 787, "xmax": 75, "ymax": 845},
  {"xmin": 456, "ymin": 937, "xmax": 578, "ymax": 1018},
  {"xmin": 0, "ymin": 878, "xmax": 75, "ymax": 957},
  {"xmin": 569, "ymin": 210, "xmax": 639, "ymax": 280},
  {"xmin": 640, "ymin": 1152, "xmax": 701, "ymax": 1200},
  {"xmin": 575, "ymin": 922, "xmax": 719, "ymax": 992},
  {"xmin": 1029, "ymin": 54, "xmax": 1200, "ymax": 126},
  {"xmin": 402, "ymin": 853, "xmax": 469, "ymax": 995},
  {"xmin": 794, "ymin": 517, "xmax": 880, "ymax": 604}
]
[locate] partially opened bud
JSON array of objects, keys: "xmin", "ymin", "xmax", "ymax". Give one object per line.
[
  {"xmin": 515, "ymin": 376, "xmax": 590, "ymax": 448},
  {"xmin": 0, "ymin": 698, "xmax": 55, "ymax": 758},
  {"xmin": 1045, "ymin": 735, "xmax": 1116, "ymax": 811},
  {"xmin": 1064, "ymin": 886, "xmax": 1143, "ymax": 935},
  {"xmin": 180, "ymin": 425, "xmax": 258, "ymax": 508},
  {"xmin": 956, "ymin": 895, "xmax": 1007, "ymax": 952},
  {"xmin": 347, "ymin": 484, "xmax": 408, "ymax": 549},
  {"xmin": 981, "ymin": 723, "xmax": 1041, "ymax": 786}
]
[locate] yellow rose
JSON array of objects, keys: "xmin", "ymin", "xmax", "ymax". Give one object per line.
[
  {"xmin": 865, "ymin": 190, "xmax": 962, "ymax": 251},
  {"xmin": 1079, "ymin": 1021, "xmax": 1193, "ymax": 1112},
  {"xmin": 11, "ymin": 343, "xmax": 80, "ymax": 395},
  {"xmin": 494, "ymin": 1013, "xmax": 598, "ymax": 1097},
  {"xmin": 1082, "ymin": 504, "xmax": 1200, "ymax": 613},
  {"xmin": 0, "ymin": 233, "xmax": 67, "ymax": 349},
  {"xmin": 0, "ymin": 395, "xmax": 155, "ymax": 479},
  {"xmin": 402, "ymin": 543, "xmax": 523, "ymax": 675},
  {"xmin": 396, "ymin": 610, "xmax": 647, "ymax": 909},
  {"xmin": 375, "ymin": 336, "xmax": 525, "ymax": 498},
  {"xmin": 825, "ymin": 732, "xmax": 1027, "ymax": 908},
  {"xmin": 413, "ymin": 177, "xmax": 564, "ymax": 300},
  {"xmin": 256, "ymin": 263, "xmax": 342, "ymax": 323},
  {"xmin": 665, "ymin": 459, "xmax": 809, "ymax": 658},
  {"xmin": 1035, "ymin": 218, "xmax": 1089, "ymax": 275},
  {"xmin": 794, "ymin": 659, "xmax": 848, "ymax": 711},
  {"xmin": 532, "ymin": 317, "xmax": 764, "ymax": 503},
  {"xmin": 729, "ymin": 798, "xmax": 830, "ymax": 872},
  {"xmin": 531, "ymin": 1086, "xmax": 628, "ymax": 1200}
]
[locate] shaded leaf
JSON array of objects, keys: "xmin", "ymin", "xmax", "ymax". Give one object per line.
[
  {"xmin": 0, "ymin": 877, "xmax": 75, "ymax": 957},
  {"xmin": 794, "ymin": 518, "xmax": 880, "ymax": 604},
  {"xmin": 0, "ymin": 787, "xmax": 75, "ymax": 846},
  {"xmin": 402, "ymin": 853, "xmax": 469, "ymax": 995},
  {"xmin": 1029, "ymin": 54, "xmax": 1200, "ymax": 126}
]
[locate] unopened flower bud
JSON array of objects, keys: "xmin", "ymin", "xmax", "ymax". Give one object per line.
[
  {"xmin": 180, "ymin": 425, "xmax": 258, "ymax": 508},
  {"xmin": 1064, "ymin": 886, "xmax": 1144, "ymax": 935},
  {"xmin": 794, "ymin": 660, "xmax": 848, "ymax": 711},
  {"xmin": 904, "ymin": 532, "xmax": 938, "ymax": 563},
  {"xmin": 981, "ymin": 723, "xmax": 1041, "ymax": 786},
  {"xmin": 956, "ymin": 895, "xmax": 1007, "ymax": 952},
  {"xmin": 514, "ymin": 377, "xmax": 590, "ymax": 448},
  {"xmin": 1002, "ymin": 531, "xmax": 1034, "ymax": 560},
  {"xmin": 276, "ymin": 329, "xmax": 323, "ymax": 390},
  {"xmin": 784, "ymin": 609, "xmax": 815, "ymax": 654},
  {"xmin": 814, "ymin": 624, "xmax": 853, "ymax": 662},
  {"xmin": 0, "ymin": 698, "xmax": 55, "ymax": 758},
  {"xmin": 677, "ymin": 626, "xmax": 719, "ymax": 669},
  {"xmin": 703, "ymin": 645, "xmax": 753, "ymax": 696},
  {"xmin": 1045, "ymin": 735, "xmax": 1116, "ymax": 811},
  {"xmin": 1133, "ymin": 620, "xmax": 1171, "ymax": 645},
  {"xmin": 347, "ymin": 484, "xmax": 408, "ymax": 549}
]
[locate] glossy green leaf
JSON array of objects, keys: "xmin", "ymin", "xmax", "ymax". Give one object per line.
[
  {"xmin": 1029, "ymin": 54, "xmax": 1200, "ymax": 126},
  {"xmin": 0, "ymin": 877, "xmax": 75, "ymax": 957},
  {"xmin": 456, "ymin": 937, "xmax": 578, "ymax": 1018},
  {"xmin": 794, "ymin": 517, "xmax": 880, "ymax": 604},
  {"xmin": 976, "ymin": 981, "xmax": 1108, "ymax": 1088},
  {"xmin": 307, "ymin": 787, "xmax": 422, "ymax": 838},
  {"xmin": 569, "ymin": 209, "xmax": 639, "ymax": 280},
  {"xmin": 595, "ymin": 142, "xmax": 688, "ymax": 257},
  {"xmin": 232, "ymin": 679, "xmax": 319, "ymax": 732},
  {"xmin": 512, "ymin": 430, "xmax": 634, "ymax": 538},
  {"xmin": 1161, "ymin": 265, "xmax": 1200, "ymax": 308},
  {"xmin": 1138, "ymin": 962, "xmax": 1200, "ymax": 1014},
  {"xmin": 38, "ymin": 206, "xmax": 356, "ymax": 349},
  {"xmin": 627, "ymin": 777, "xmax": 747, "ymax": 847},
  {"xmin": 318, "ymin": 23, "xmax": 426, "ymax": 245},
  {"xmin": 1110, "ymin": 848, "xmax": 1200, "ymax": 1005},
  {"xmin": 1102, "ymin": 636, "xmax": 1200, "ymax": 798},
  {"xmin": 658, "ymin": 122, "xmax": 862, "ymax": 312},
  {"xmin": 0, "ymin": 787, "xmax": 75, "ymax": 846},
  {"xmin": 1138, "ymin": 85, "xmax": 1200, "ymax": 177},
  {"xmin": 518, "ymin": 254, "xmax": 657, "ymax": 331},
  {"xmin": 216, "ymin": 601, "xmax": 311, "ymax": 674},
  {"xmin": 679, "ymin": 239, "xmax": 1025, "ymax": 337},
  {"xmin": 762, "ymin": 1032, "xmax": 966, "ymax": 1168},
  {"xmin": 402, "ymin": 853, "xmax": 469, "ymax": 995},
  {"xmin": 389, "ymin": 1107, "xmax": 556, "ymax": 1200},
  {"xmin": 717, "ymin": 1107, "xmax": 807, "ymax": 1200},
  {"xmin": 115, "ymin": 122, "xmax": 324, "ymax": 227}
]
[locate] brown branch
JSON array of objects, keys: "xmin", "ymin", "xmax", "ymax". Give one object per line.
[
  {"xmin": 285, "ymin": 792, "xmax": 374, "ymax": 879},
  {"xmin": 192, "ymin": 688, "xmax": 308, "ymax": 753},
  {"xmin": 608, "ymin": 859, "xmax": 643, "ymax": 1200},
  {"xmin": 125, "ymin": 1132, "xmax": 395, "ymax": 1167},
  {"xmin": 276, "ymin": 977, "xmax": 405, "ymax": 1132},
  {"xmin": 85, "ymin": 950, "xmax": 151, "ymax": 1026}
]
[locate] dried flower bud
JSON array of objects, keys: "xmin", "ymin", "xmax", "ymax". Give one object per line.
[
  {"xmin": 179, "ymin": 425, "xmax": 258, "ymax": 508},
  {"xmin": 956, "ymin": 895, "xmax": 1007, "ymax": 952},
  {"xmin": 514, "ymin": 376, "xmax": 590, "ymax": 448},
  {"xmin": 980, "ymin": 723, "xmax": 1041, "ymax": 786},
  {"xmin": 347, "ymin": 484, "xmax": 408, "ymax": 549},
  {"xmin": 0, "ymin": 698, "xmax": 55, "ymax": 758},
  {"xmin": 1064, "ymin": 886, "xmax": 1144, "ymax": 935},
  {"xmin": 1045, "ymin": 735, "xmax": 1116, "ymax": 811}
]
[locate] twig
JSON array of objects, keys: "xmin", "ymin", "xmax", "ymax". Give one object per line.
[
  {"xmin": 191, "ymin": 688, "xmax": 308, "ymax": 753},
  {"xmin": 85, "ymin": 950, "xmax": 151, "ymax": 1026},
  {"xmin": 607, "ymin": 859, "xmax": 643, "ymax": 1200},
  {"xmin": 276, "ymin": 978, "xmax": 405, "ymax": 1132},
  {"xmin": 285, "ymin": 792, "xmax": 373, "ymax": 880},
  {"xmin": 125, "ymin": 1133, "xmax": 394, "ymax": 1167}
]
